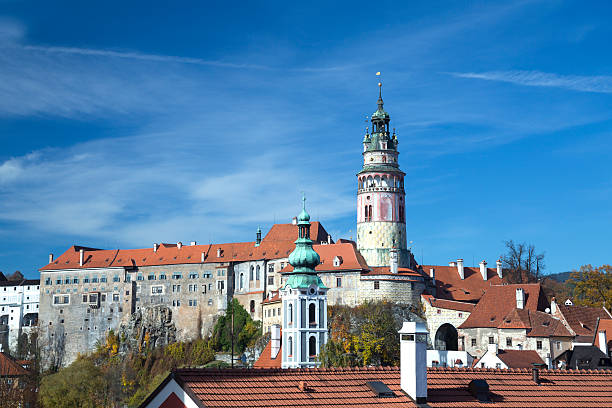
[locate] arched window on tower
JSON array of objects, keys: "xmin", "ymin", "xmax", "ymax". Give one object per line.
[
  {"xmin": 288, "ymin": 303, "xmax": 293, "ymax": 324},
  {"xmin": 399, "ymin": 206, "xmax": 404, "ymax": 223},
  {"xmin": 288, "ymin": 336, "xmax": 293, "ymax": 357},
  {"xmin": 239, "ymin": 273, "xmax": 244, "ymax": 291},
  {"xmin": 250, "ymin": 300, "xmax": 255, "ymax": 314},
  {"xmin": 309, "ymin": 303, "xmax": 316, "ymax": 327},
  {"xmin": 249, "ymin": 266, "xmax": 254, "ymax": 280},
  {"xmin": 309, "ymin": 336, "xmax": 317, "ymax": 358},
  {"xmin": 256, "ymin": 265, "xmax": 260, "ymax": 280}
]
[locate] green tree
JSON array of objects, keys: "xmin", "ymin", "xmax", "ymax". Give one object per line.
[
  {"xmin": 39, "ymin": 358, "xmax": 109, "ymax": 407},
  {"xmin": 569, "ymin": 264, "xmax": 612, "ymax": 311},
  {"xmin": 211, "ymin": 299, "xmax": 261, "ymax": 353}
]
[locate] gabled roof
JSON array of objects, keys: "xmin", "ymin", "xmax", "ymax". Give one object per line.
[
  {"xmin": 556, "ymin": 346, "xmax": 612, "ymax": 370},
  {"xmin": 459, "ymin": 284, "xmax": 549, "ymax": 329},
  {"xmin": 253, "ymin": 340, "xmax": 282, "ymax": 369},
  {"xmin": 593, "ymin": 319, "xmax": 612, "ymax": 350},
  {"xmin": 365, "ymin": 266, "xmax": 422, "ymax": 277},
  {"xmin": 262, "ymin": 291, "xmax": 281, "ymax": 305},
  {"xmin": 556, "ymin": 303, "xmax": 612, "ymax": 337},
  {"xmin": 0, "ymin": 352, "xmax": 29, "ymax": 377},
  {"xmin": 281, "ymin": 242, "xmax": 370, "ymax": 274},
  {"xmin": 262, "ymin": 222, "xmax": 331, "ymax": 244},
  {"xmin": 421, "ymin": 294, "xmax": 475, "ymax": 313},
  {"xmin": 420, "ymin": 264, "xmax": 503, "ymax": 302},
  {"xmin": 497, "ymin": 308, "xmax": 572, "ymax": 337},
  {"xmin": 495, "ymin": 349, "xmax": 545, "ymax": 369},
  {"xmin": 140, "ymin": 366, "xmax": 612, "ymax": 408}
]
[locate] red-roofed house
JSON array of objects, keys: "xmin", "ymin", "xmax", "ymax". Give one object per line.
[
  {"xmin": 593, "ymin": 318, "xmax": 612, "ymax": 357},
  {"xmin": 473, "ymin": 345, "xmax": 546, "ymax": 369},
  {"xmin": 551, "ymin": 298, "xmax": 612, "ymax": 345}
]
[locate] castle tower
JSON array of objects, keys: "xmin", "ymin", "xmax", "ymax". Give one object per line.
[
  {"xmin": 281, "ymin": 196, "xmax": 328, "ymax": 368},
  {"xmin": 356, "ymin": 81, "xmax": 410, "ymax": 267}
]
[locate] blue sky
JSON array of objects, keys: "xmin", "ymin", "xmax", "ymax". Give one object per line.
[{"xmin": 1, "ymin": 0, "xmax": 611, "ymax": 278}]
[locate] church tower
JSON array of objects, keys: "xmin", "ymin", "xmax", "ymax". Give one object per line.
[
  {"xmin": 356, "ymin": 81, "xmax": 410, "ymax": 268},
  {"xmin": 281, "ymin": 196, "xmax": 328, "ymax": 368}
]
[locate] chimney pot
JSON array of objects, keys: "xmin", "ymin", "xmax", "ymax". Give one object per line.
[
  {"xmin": 429, "ymin": 268, "xmax": 435, "ymax": 280},
  {"xmin": 550, "ymin": 297, "xmax": 557, "ymax": 314},
  {"xmin": 153, "ymin": 243, "xmax": 158, "ymax": 252},
  {"xmin": 398, "ymin": 321, "xmax": 428, "ymax": 403},
  {"xmin": 457, "ymin": 259, "xmax": 464, "ymax": 280},
  {"xmin": 201, "ymin": 252, "xmax": 205, "ymax": 263},
  {"xmin": 532, "ymin": 365, "xmax": 541, "ymax": 384},
  {"xmin": 217, "ymin": 248, "xmax": 222, "ymax": 258},
  {"xmin": 479, "ymin": 260, "xmax": 488, "ymax": 281},
  {"xmin": 271, "ymin": 325, "xmax": 281, "ymax": 359},
  {"xmin": 49, "ymin": 253, "xmax": 54, "ymax": 264},
  {"xmin": 177, "ymin": 241, "xmax": 182, "ymax": 249},
  {"xmin": 190, "ymin": 241, "xmax": 197, "ymax": 246},
  {"xmin": 79, "ymin": 249, "xmax": 84, "ymax": 266},
  {"xmin": 496, "ymin": 259, "xmax": 503, "ymax": 279},
  {"xmin": 292, "ymin": 216, "xmax": 298, "ymax": 225},
  {"xmin": 598, "ymin": 331, "xmax": 608, "ymax": 357},
  {"xmin": 298, "ymin": 381, "xmax": 308, "ymax": 391},
  {"xmin": 516, "ymin": 288, "xmax": 525, "ymax": 309}
]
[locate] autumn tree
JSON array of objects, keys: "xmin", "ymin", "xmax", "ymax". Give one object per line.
[
  {"xmin": 568, "ymin": 264, "xmax": 612, "ymax": 312},
  {"xmin": 500, "ymin": 240, "xmax": 545, "ymax": 283}
]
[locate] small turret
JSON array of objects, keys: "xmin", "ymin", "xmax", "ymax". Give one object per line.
[{"xmin": 255, "ymin": 226, "xmax": 262, "ymax": 247}]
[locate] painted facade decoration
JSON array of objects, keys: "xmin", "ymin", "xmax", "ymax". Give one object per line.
[{"xmin": 356, "ymin": 82, "xmax": 411, "ymax": 268}]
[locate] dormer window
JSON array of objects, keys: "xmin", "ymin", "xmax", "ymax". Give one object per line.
[{"xmin": 333, "ymin": 256, "xmax": 343, "ymax": 267}]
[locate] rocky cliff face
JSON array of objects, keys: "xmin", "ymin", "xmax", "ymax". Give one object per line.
[{"xmin": 118, "ymin": 306, "xmax": 177, "ymax": 351}]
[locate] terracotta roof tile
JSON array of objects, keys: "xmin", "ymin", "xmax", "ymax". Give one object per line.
[
  {"xmin": 422, "ymin": 294, "xmax": 476, "ymax": 313},
  {"xmin": 459, "ymin": 284, "xmax": 549, "ymax": 329},
  {"xmin": 420, "ymin": 264, "xmax": 504, "ymax": 302},
  {"xmin": 153, "ymin": 366, "xmax": 612, "ymax": 408},
  {"xmin": 593, "ymin": 319, "xmax": 612, "ymax": 350},
  {"xmin": 495, "ymin": 349, "xmax": 545, "ymax": 368},
  {"xmin": 281, "ymin": 242, "xmax": 370, "ymax": 274},
  {"xmin": 0, "ymin": 352, "xmax": 29, "ymax": 376},
  {"xmin": 253, "ymin": 339, "xmax": 282, "ymax": 369},
  {"xmin": 263, "ymin": 222, "xmax": 331, "ymax": 244},
  {"xmin": 557, "ymin": 304, "xmax": 612, "ymax": 337}
]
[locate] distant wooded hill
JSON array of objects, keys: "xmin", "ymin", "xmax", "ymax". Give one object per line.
[{"xmin": 544, "ymin": 271, "xmax": 573, "ymax": 283}]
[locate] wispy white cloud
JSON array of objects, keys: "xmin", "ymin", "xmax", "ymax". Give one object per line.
[{"xmin": 450, "ymin": 70, "xmax": 612, "ymax": 94}]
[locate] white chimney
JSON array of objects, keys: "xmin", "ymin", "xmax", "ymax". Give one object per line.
[
  {"xmin": 217, "ymin": 248, "xmax": 222, "ymax": 258},
  {"xmin": 550, "ymin": 297, "xmax": 558, "ymax": 315},
  {"xmin": 389, "ymin": 249, "xmax": 399, "ymax": 274},
  {"xmin": 457, "ymin": 259, "xmax": 464, "ymax": 280},
  {"xmin": 479, "ymin": 260, "xmax": 488, "ymax": 281},
  {"xmin": 399, "ymin": 321, "xmax": 428, "ymax": 404},
  {"xmin": 546, "ymin": 353, "xmax": 552, "ymax": 369},
  {"xmin": 79, "ymin": 249, "xmax": 84, "ymax": 266},
  {"xmin": 496, "ymin": 259, "xmax": 503, "ymax": 279},
  {"xmin": 487, "ymin": 343, "xmax": 498, "ymax": 355},
  {"xmin": 449, "ymin": 261, "xmax": 456, "ymax": 267},
  {"xmin": 327, "ymin": 235, "xmax": 331, "ymax": 244},
  {"xmin": 516, "ymin": 288, "xmax": 525, "ymax": 309},
  {"xmin": 292, "ymin": 216, "xmax": 298, "ymax": 225},
  {"xmin": 177, "ymin": 242, "xmax": 182, "ymax": 249},
  {"xmin": 153, "ymin": 243, "xmax": 158, "ymax": 252},
  {"xmin": 49, "ymin": 253, "xmax": 54, "ymax": 264},
  {"xmin": 598, "ymin": 331, "xmax": 608, "ymax": 356},
  {"xmin": 271, "ymin": 324, "xmax": 281, "ymax": 359},
  {"xmin": 429, "ymin": 268, "xmax": 435, "ymax": 281},
  {"xmin": 201, "ymin": 252, "xmax": 206, "ymax": 262},
  {"xmin": 190, "ymin": 241, "xmax": 197, "ymax": 246}
]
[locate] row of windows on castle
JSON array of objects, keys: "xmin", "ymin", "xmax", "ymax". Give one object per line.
[
  {"xmin": 44, "ymin": 270, "xmax": 224, "ymax": 286},
  {"xmin": 468, "ymin": 336, "xmax": 561, "ymax": 351},
  {"xmin": 358, "ymin": 175, "xmax": 404, "ymax": 190},
  {"xmin": 52, "ymin": 289, "xmax": 213, "ymax": 308}
]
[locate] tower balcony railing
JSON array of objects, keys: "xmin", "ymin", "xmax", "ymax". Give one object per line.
[{"xmin": 358, "ymin": 186, "xmax": 404, "ymax": 193}]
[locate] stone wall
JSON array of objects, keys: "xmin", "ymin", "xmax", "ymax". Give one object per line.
[
  {"xmin": 358, "ymin": 276, "xmax": 424, "ymax": 306},
  {"xmin": 422, "ymin": 300, "xmax": 470, "ymax": 349}
]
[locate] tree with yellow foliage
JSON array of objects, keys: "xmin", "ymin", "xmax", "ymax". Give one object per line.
[{"xmin": 569, "ymin": 264, "xmax": 612, "ymax": 312}]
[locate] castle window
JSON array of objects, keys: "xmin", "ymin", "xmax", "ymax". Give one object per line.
[
  {"xmin": 113, "ymin": 294, "xmax": 119, "ymax": 302},
  {"xmin": 374, "ymin": 281, "xmax": 380, "ymax": 290},
  {"xmin": 172, "ymin": 273, "xmax": 182, "ymax": 280},
  {"xmin": 471, "ymin": 338, "xmax": 476, "ymax": 347},
  {"xmin": 45, "ymin": 278, "xmax": 51, "ymax": 285},
  {"xmin": 489, "ymin": 337, "xmax": 495, "ymax": 344},
  {"xmin": 250, "ymin": 300, "xmax": 255, "ymax": 314},
  {"xmin": 151, "ymin": 286, "xmax": 163, "ymax": 295},
  {"xmin": 336, "ymin": 278, "xmax": 342, "ymax": 287},
  {"xmin": 113, "ymin": 275, "xmax": 120, "ymax": 282},
  {"xmin": 239, "ymin": 273, "xmax": 244, "ymax": 290},
  {"xmin": 537, "ymin": 341, "xmax": 543, "ymax": 350},
  {"xmin": 309, "ymin": 303, "xmax": 316, "ymax": 327},
  {"xmin": 268, "ymin": 276, "xmax": 274, "ymax": 285},
  {"xmin": 73, "ymin": 277, "xmax": 79, "ymax": 284},
  {"xmin": 309, "ymin": 336, "xmax": 317, "ymax": 357},
  {"xmin": 250, "ymin": 266, "xmax": 254, "ymax": 280},
  {"xmin": 101, "ymin": 276, "xmax": 107, "ymax": 283},
  {"xmin": 189, "ymin": 273, "xmax": 198, "ymax": 279},
  {"xmin": 256, "ymin": 265, "xmax": 261, "ymax": 280},
  {"xmin": 159, "ymin": 274, "xmax": 166, "ymax": 280},
  {"xmin": 147, "ymin": 274, "xmax": 155, "ymax": 281}
]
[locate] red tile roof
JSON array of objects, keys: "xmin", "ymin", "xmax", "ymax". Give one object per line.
[
  {"xmin": 0, "ymin": 352, "xmax": 29, "ymax": 377},
  {"xmin": 40, "ymin": 224, "xmax": 313, "ymax": 271},
  {"xmin": 263, "ymin": 222, "xmax": 331, "ymax": 244},
  {"xmin": 495, "ymin": 349, "xmax": 545, "ymax": 369},
  {"xmin": 281, "ymin": 242, "xmax": 371, "ymax": 274},
  {"xmin": 459, "ymin": 284, "xmax": 549, "ymax": 329},
  {"xmin": 556, "ymin": 304, "xmax": 612, "ymax": 337},
  {"xmin": 594, "ymin": 319, "xmax": 612, "ymax": 350},
  {"xmin": 262, "ymin": 291, "xmax": 281, "ymax": 304},
  {"xmin": 253, "ymin": 340, "xmax": 282, "ymax": 369},
  {"xmin": 420, "ymin": 264, "xmax": 504, "ymax": 302},
  {"xmin": 366, "ymin": 266, "xmax": 422, "ymax": 277},
  {"xmin": 141, "ymin": 366, "xmax": 612, "ymax": 408},
  {"xmin": 422, "ymin": 294, "xmax": 476, "ymax": 313}
]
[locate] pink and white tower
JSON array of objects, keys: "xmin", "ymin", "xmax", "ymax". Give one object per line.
[{"xmin": 356, "ymin": 81, "xmax": 411, "ymax": 268}]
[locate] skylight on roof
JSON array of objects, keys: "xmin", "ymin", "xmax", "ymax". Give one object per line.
[{"xmin": 366, "ymin": 381, "xmax": 394, "ymax": 398}]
